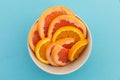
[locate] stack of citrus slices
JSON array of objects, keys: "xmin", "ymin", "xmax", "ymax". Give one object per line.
[{"xmin": 28, "ymin": 6, "xmax": 88, "ymax": 66}]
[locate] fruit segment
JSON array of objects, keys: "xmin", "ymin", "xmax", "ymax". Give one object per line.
[
  {"xmin": 38, "ymin": 6, "xmax": 75, "ymax": 38},
  {"xmin": 52, "ymin": 26, "xmax": 84, "ymax": 42},
  {"xmin": 35, "ymin": 38, "xmax": 50, "ymax": 64},
  {"xmin": 46, "ymin": 38, "xmax": 75, "ymax": 66},
  {"xmin": 46, "ymin": 43, "xmax": 58, "ymax": 66},
  {"xmin": 28, "ymin": 22, "xmax": 41, "ymax": 51},
  {"xmin": 51, "ymin": 45, "xmax": 69, "ymax": 66},
  {"xmin": 68, "ymin": 39, "xmax": 88, "ymax": 61},
  {"xmin": 48, "ymin": 15, "xmax": 87, "ymax": 39}
]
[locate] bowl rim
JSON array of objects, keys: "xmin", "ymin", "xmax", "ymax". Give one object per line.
[{"xmin": 27, "ymin": 16, "xmax": 92, "ymax": 75}]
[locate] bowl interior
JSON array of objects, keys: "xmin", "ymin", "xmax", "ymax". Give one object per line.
[{"xmin": 27, "ymin": 18, "xmax": 92, "ymax": 75}]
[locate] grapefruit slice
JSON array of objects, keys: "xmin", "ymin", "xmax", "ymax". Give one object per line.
[
  {"xmin": 46, "ymin": 43, "xmax": 58, "ymax": 66},
  {"xmin": 68, "ymin": 39, "xmax": 88, "ymax": 61},
  {"xmin": 52, "ymin": 26, "xmax": 84, "ymax": 42},
  {"xmin": 46, "ymin": 38, "xmax": 75, "ymax": 66},
  {"xmin": 28, "ymin": 21, "xmax": 41, "ymax": 51},
  {"xmin": 38, "ymin": 6, "xmax": 75, "ymax": 38},
  {"xmin": 35, "ymin": 38, "xmax": 50, "ymax": 64},
  {"xmin": 48, "ymin": 15, "xmax": 87, "ymax": 39},
  {"xmin": 51, "ymin": 45, "xmax": 69, "ymax": 66}
]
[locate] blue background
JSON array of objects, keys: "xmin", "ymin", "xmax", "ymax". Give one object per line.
[{"xmin": 0, "ymin": 0, "xmax": 120, "ymax": 80}]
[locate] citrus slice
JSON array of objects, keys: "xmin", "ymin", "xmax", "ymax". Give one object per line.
[
  {"xmin": 28, "ymin": 21, "xmax": 41, "ymax": 51},
  {"xmin": 38, "ymin": 6, "xmax": 75, "ymax": 38},
  {"xmin": 46, "ymin": 38, "xmax": 75, "ymax": 66},
  {"xmin": 35, "ymin": 38, "xmax": 50, "ymax": 64},
  {"xmin": 68, "ymin": 39, "xmax": 88, "ymax": 61},
  {"xmin": 51, "ymin": 45, "xmax": 69, "ymax": 66},
  {"xmin": 48, "ymin": 15, "xmax": 87, "ymax": 39},
  {"xmin": 52, "ymin": 26, "xmax": 84, "ymax": 42}
]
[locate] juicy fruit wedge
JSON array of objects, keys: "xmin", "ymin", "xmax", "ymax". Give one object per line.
[
  {"xmin": 46, "ymin": 38, "xmax": 75, "ymax": 66},
  {"xmin": 51, "ymin": 45, "xmax": 69, "ymax": 66},
  {"xmin": 46, "ymin": 43, "xmax": 58, "ymax": 66},
  {"xmin": 28, "ymin": 21, "xmax": 41, "ymax": 51},
  {"xmin": 68, "ymin": 39, "xmax": 88, "ymax": 61},
  {"xmin": 35, "ymin": 38, "xmax": 50, "ymax": 64},
  {"xmin": 48, "ymin": 15, "xmax": 87, "ymax": 39},
  {"xmin": 38, "ymin": 6, "xmax": 75, "ymax": 38},
  {"xmin": 52, "ymin": 26, "xmax": 84, "ymax": 42},
  {"xmin": 56, "ymin": 38, "xmax": 75, "ymax": 49}
]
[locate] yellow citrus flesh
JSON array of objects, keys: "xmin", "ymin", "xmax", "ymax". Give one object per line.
[
  {"xmin": 48, "ymin": 15, "xmax": 87, "ymax": 39},
  {"xmin": 52, "ymin": 26, "xmax": 84, "ymax": 42},
  {"xmin": 68, "ymin": 39, "xmax": 88, "ymax": 61},
  {"xmin": 38, "ymin": 6, "xmax": 75, "ymax": 38},
  {"xmin": 35, "ymin": 38, "xmax": 50, "ymax": 64}
]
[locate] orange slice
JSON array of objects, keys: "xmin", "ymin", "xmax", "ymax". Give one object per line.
[
  {"xmin": 46, "ymin": 38, "xmax": 75, "ymax": 66},
  {"xmin": 51, "ymin": 45, "xmax": 69, "ymax": 66},
  {"xmin": 28, "ymin": 21, "xmax": 41, "ymax": 51},
  {"xmin": 48, "ymin": 15, "xmax": 87, "ymax": 39},
  {"xmin": 35, "ymin": 38, "xmax": 50, "ymax": 64},
  {"xmin": 38, "ymin": 6, "xmax": 75, "ymax": 38},
  {"xmin": 52, "ymin": 26, "xmax": 84, "ymax": 42},
  {"xmin": 68, "ymin": 39, "xmax": 88, "ymax": 61}
]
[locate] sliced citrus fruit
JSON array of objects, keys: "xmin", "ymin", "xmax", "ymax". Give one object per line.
[
  {"xmin": 52, "ymin": 26, "xmax": 84, "ymax": 42},
  {"xmin": 48, "ymin": 15, "xmax": 87, "ymax": 39},
  {"xmin": 51, "ymin": 45, "xmax": 69, "ymax": 66},
  {"xmin": 35, "ymin": 38, "xmax": 50, "ymax": 64},
  {"xmin": 68, "ymin": 39, "xmax": 88, "ymax": 61},
  {"xmin": 56, "ymin": 38, "xmax": 75, "ymax": 49},
  {"xmin": 38, "ymin": 6, "xmax": 75, "ymax": 38},
  {"xmin": 46, "ymin": 38, "xmax": 75, "ymax": 66},
  {"xmin": 46, "ymin": 43, "xmax": 58, "ymax": 66},
  {"xmin": 28, "ymin": 21, "xmax": 41, "ymax": 51}
]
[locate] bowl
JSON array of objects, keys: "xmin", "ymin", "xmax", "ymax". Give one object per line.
[{"xmin": 27, "ymin": 17, "xmax": 92, "ymax": 75}]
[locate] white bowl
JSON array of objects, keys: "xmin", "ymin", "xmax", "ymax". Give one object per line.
[{"xmin": 27, "ymin": 17, "xmax": 92, "ymax": 75}]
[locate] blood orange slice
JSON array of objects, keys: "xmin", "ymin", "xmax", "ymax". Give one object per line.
[
  {"xmin": 38, "ymin": 6, "xmax": 75, "ymax": 38},
  {"xmin": 48, "ymin": 15, "xmax": 87, "ymax": 39},
  {"xmin": 46, "ymin": 38, "xmax": 75, "ymax": 66},
  {"xmin": 28, "ymin": 21, "xmax": 41, "ymax": 51},
  {"xmin": 51, "ymin": 45, "xmax": 69, "ymax": 66}
]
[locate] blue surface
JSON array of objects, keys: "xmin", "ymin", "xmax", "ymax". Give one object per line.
[{"xmin": 0, "ymin": 0, "xmax": 120, "ymax": 80}]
